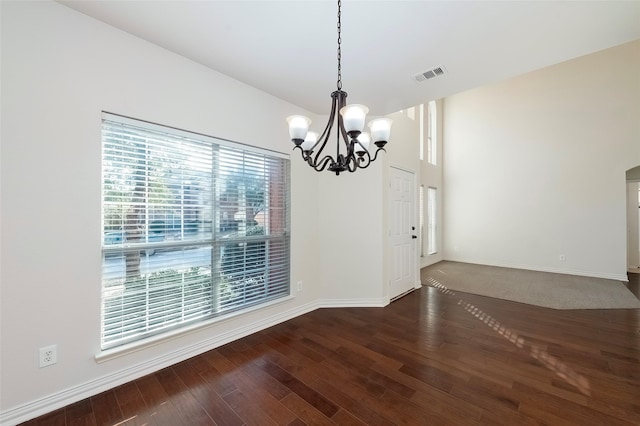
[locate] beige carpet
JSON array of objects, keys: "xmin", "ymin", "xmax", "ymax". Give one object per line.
[{"xmin": 422, "ymin": 261, "xmax": 640, "ymax": 310}]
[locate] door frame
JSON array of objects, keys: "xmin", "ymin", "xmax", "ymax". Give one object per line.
[
  {"xmin": 626, "ymin": 166, "xmax": 640, "ymax": 272},
  {"xmin": 627, "ymin": 180, "xmax": 640, "ymax": 271}
]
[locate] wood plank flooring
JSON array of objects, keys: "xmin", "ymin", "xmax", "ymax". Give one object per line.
[{"xmin": 23, "ymin": 273, "xmax": 640, "ymax": 425}]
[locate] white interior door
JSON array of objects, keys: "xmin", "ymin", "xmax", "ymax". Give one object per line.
[{"xmin": 389, "ymin": 167, "xmax": 416, "ymax": 299}]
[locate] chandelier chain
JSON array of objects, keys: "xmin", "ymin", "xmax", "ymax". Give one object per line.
[{"xmin": 336, "ymin": 0, "xmax": 342, "ymax": 90}]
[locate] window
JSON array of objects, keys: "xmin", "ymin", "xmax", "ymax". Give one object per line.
[
  {"xmin": 427, "ymin": 101, "xmax": 437, "ymax": 165},
  {"xmin": 427, "ymin": 187, "xmax": 437, "ymax": 255},
  {"xmin": 419, "ymin": 104, "xmax": 424, "ymax": 161},
  {"xmin": 406, "ymin": 106, "xmax": 415, "ymax": 120},
  {"xmin": 419, "ymin": 185, "xmax": 425, "ymax": 257},
  {"xmin": 101, "ymin": 113, "xmax": 290, "ymax": 349}
]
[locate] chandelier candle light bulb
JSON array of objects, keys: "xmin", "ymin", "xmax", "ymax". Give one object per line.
[{"xmin": 285, "ymin": 0, "xmax": 391, "ymax": 175}]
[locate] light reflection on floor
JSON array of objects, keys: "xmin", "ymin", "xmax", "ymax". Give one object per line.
[{"xmin": 426, "ymin": 277, "xmax": 592, "ymax": 396}]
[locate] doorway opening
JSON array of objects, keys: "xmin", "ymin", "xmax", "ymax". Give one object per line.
[{"xmin": 626, "ymin": 166, "xmax": 640, "ymax": 273}]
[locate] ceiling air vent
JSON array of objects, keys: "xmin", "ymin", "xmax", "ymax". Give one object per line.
[{"xmin": 413, "ymin": 65, "xmax": 446, "ymax": 83}]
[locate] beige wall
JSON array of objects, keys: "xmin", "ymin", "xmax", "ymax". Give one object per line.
[{"xmin": 443, "ymin": 40, "xmax": 640, "ymax": 279}]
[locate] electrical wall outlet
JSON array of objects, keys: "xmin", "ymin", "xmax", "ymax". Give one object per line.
[
  {"xmin": 559, "ymin": 254, "xmax": 566, "ymax": 261},
  {"xmin": 39, "ymin": 345, "xmax": 57, "ymax": 368},
  {"xmin": 297, "ymin": 281, "xmax": 302, "ymax": 292}
]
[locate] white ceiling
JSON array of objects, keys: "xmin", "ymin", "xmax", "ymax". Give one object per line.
[{"xmin": 59, "ymin": 0, "xmax": 640, "ymax": 116}]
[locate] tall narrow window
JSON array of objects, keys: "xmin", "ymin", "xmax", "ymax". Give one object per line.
[
  {"xmin": 427, "ymin": 187, "xmax": 437, "ymax": 255},
  {"xmin": 419, "ymin": 104, "xmax": 424, "ymax": 161},
  {"xmin": 101, "ymin": 113, "xmax": 290, "ymax": 349},
  {"xmin": 406, "ymin": 106, "xmax": 415, "ymax": 120},
  {"xmin": 427, "ymin": 101, "xmax": 437, "ymax": 165},
  {"xmin": 419, "ymin": 185, "xmax": 425, "ymax": 257}
]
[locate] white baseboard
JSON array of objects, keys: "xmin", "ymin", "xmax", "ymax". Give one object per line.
[
  {"xmin": 317, "ymin": 297, "xmax": 388, "ymax": 308},
  {"xmin": 442, "ymin": 257, "xmax": 629, "ymax": 282},
  {"xmin": 1, "ymin": 300, "xmax": 321, "ymax": 426},
  {"xmin": 0, "ymin": 296, "xmax": 391, "ymax": 426}
]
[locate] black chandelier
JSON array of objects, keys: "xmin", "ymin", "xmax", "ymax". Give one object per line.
[{"xmin": 286, "ymin": 0, "xmax": 392, "ymax": 176}]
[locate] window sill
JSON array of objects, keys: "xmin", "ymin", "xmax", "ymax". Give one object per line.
[{"xmin": 95, "ymin": 294, "xmax": 295, "ymax": 363}]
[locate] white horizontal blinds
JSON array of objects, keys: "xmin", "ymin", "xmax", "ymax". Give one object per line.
[
  {"xmin": 102, "ymin": 118, "xmax": 215, "ymax": 348},
  {"xmin": 101, "ymin": 114, "xmax": 290, "ymax": 349},
  {"xmin": 214, "ymin": 146, "xmax": 290, "ymax": 313},
  {"xmin": 103, "ymin": 121, "xmax": 213, "ymax": 247},
  {"xmin": 101, "ymin": 246, "xmax": 214, "ymax": 347}
]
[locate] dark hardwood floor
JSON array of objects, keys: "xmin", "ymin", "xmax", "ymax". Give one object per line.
[
  {"xmin": 24, "ymin": 273, "xmax": 640, "ymax": 425},
  {"xmin": 626, "ymin": 271, "xmax": 640, "ymax": 299}
]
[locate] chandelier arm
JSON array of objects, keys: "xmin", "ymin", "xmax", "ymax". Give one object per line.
[
  {"xmin": 365, "ymin": 147, "xmax": 385, "ymax": 165},
  {"xmin": 336, "ymin": 94, "xmax": 351, "ymax": 155},
  {"xmin": 336, "ymin": 119, "xmax": 341, "ymax": 160},
  {"xmin": 317, "ymin": 92, "xmax": 340, "ymax": 145},
  {"xmin": 312, "ymin": 154, "xmax": 336, "ymax": 172},
  {"xmin": 317, "ymin": 114, "xmax": 334, "ymax": 144},
  {"xmin": 299, "ymin": 146, "xmax": 335, "ymax": 172},
  {"xmin": 351, "ymin": 139, "xmax": 373, "ymax": 166},
  {"xmin": 340, "ymin": 133, "xmax": 352, "ymax": 162},
  {"xmin": 353, "ymin": 139, "xmax": 365, "ymax": 154},
  {"xmin": 356, "ymin": 149, "xmax": 372, "ymax": 170},
  {"xmin": 310, "ymin": 93, "xmax": 340, "ymax": 166},
  {"xmin": 352, "ymin": 146, "xmax": 386, "ymax": 171},
  {"xmin": 294, "ymin": 145, "xmax": 313, "ymax": 164},
  {"xmin": 346, "ymin": 154, "xmax": 359, "ymax": 173},
  {"xmin": 312, "ymin": 126, "xmax": 334, "ymax": 167}
]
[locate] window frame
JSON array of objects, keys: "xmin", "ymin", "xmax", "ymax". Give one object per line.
[
  {"xmin": 100, "ymin": 112, "xmax": 291, "ymax": 351},
  {"xmin": 427, "ymin": 101, "xmax": 437, "ymax": 165},
  {"xmin": 419, "ymin": 103, "xmax": 425, "ymax": 161},
  {"xmin": 427, "ymin": 186, "xmax": 437, "ymax": 255},
  {"xmin": 419, "ymin": 185, "xmax": 425, "ymax": 257}
]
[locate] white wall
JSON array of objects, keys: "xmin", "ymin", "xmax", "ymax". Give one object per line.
[
  {"xmin": 443, "ymin": 40, "xmax": 640, "ymax": 280},
  {"xmin": 1, "ymin": 1, "xmax": 323, "ymax": 422},
  {"xmin": 316, "ymin": 160, "xmax": 386, "ymax": 304},
  {"xmin": 313, "ymin": 106, "xmax": 424, "ymax": 305}
]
